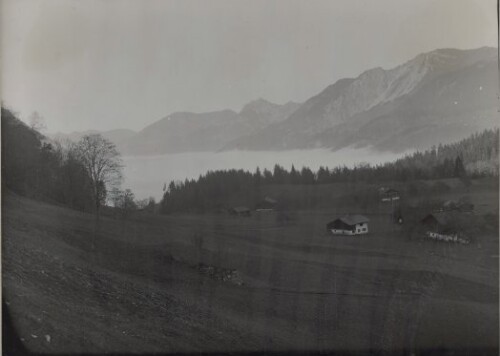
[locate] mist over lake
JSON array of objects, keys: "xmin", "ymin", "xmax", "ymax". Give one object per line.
[{"xmin": 122, "ymin": 148, "xmax": 408, "ymax": 200}]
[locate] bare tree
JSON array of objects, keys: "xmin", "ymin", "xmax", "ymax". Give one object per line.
[
  {"xmin": 136, "ymin": 196, "xmax": 156, "ymax": 212},
  {"xmin": 112, "ymin": 188, "xmax": 137, "ymax": 218},
  {"xmin": 75, "ymin": 134, "xmax": 123, "ymax": 248}
]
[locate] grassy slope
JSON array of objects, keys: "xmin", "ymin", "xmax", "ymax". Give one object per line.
[{"xmin": 2, "ymin": 179, "xmax": 499, "ymax": 354}]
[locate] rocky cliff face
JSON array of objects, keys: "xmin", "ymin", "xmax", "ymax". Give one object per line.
[{"xmin": 225, "ymin": 47, "xmax": 498, "ymax": 152}]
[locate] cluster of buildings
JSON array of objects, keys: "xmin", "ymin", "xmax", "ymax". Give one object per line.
[
  {"xmin": 324, "ymin": 188, "xmax": 474, "ymax": 243},
  {"xmin": 230, "ymin": 197, "xmax": 277, "ymax": 216},
  {"xmin": 230, "ymin": 187, "xmax": 474, "ymax": 243}
]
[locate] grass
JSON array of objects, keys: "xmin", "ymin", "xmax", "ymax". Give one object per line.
[{"xmin": 2, "ymin": 178, "xmax": 499, "ymax": 354}]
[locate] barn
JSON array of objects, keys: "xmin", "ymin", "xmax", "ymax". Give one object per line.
[
  {"xmin": 420, "ymin": 212, "xmax": 460, "ymax": 237},
  {"xmin": 230, "ymin": 206, "xmax": 251, "ymax": 216},
  {"xmin": 420, "ymin": 212, "xmax": 469, "ymax": 243},
  {"xmin": 420, "ymin": 212, "xmax": 451, "ymax": 232},
  {"xmin": 256, "ymin": 197, "xmax": 277, "ymax": 211},
  {"xmin": 326, "ymin": 215, "xmax": 369, "ymax": 235}
]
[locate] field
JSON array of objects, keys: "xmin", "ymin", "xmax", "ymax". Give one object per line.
[{"xmin": 2, "ymin": 179, "xmax": 499, "ymax": 354}]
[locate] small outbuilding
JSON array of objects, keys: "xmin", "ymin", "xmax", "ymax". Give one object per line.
[
  {"xmin": 326, "ymin": 215, "xmax": 369, "ymax": 235},
  {"xmin": 230, "ymin": 206, "xmax": 251, "ymax": 216},
  {"xmin": 381, "ymin": 188, "xmax": 400, "ymax": 202},
  {"xmin": 256, "ymin": 197, "xmax": 277, "ymax": 211}
]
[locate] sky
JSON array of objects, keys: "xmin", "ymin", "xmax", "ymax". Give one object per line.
[{"xmin": 1, "ymin": 0, "xmax": 497, "ymax": 133}]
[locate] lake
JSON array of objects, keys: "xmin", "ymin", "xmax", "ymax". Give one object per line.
[{"xmin": 122, "ymin": 148, "xmax": 407, "ymax": 200}]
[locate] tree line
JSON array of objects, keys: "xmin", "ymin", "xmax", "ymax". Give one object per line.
[
  {"xmin": 3, "ymin": 108, "xmax": 92, "ymax": 210},
  {"xmin": 1, "ymin": 108, "xmax": 149, "ymax": 235},
  {"xmin": 160, "ymin": 128, "xmax": 498, "ymax": 213}
]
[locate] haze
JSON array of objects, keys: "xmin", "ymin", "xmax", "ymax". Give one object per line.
[{"xmin": 1, "ymin": 0, "xmax": 497, "ymax": 133}]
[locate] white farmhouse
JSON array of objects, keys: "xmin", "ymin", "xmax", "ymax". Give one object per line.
[{"xmin": 326, "ymin": 215, "xmax": 369, "ymax": 235}]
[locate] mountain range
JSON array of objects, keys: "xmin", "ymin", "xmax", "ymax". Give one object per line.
[{"xmin": 52, "ymin": 47, "xmax": 499, "ymax": 155}]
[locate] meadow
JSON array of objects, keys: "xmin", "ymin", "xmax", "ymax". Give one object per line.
[{"xmin": 2, "ymin": 178, "xmax": 498, "ymax": 354}]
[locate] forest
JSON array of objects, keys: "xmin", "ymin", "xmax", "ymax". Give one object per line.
[
  {"xmin": 160, "ymin": 128, "xmax": 499, "ymax": 213},
  {"xmin": 2, "ymin": 107, "xmax": 94, "ymax": 211},
  {"xmin": 1, "ymin": 107, "xmax": 139, "ymax": 215},
  {"xmin": 2, "ymin": 106, "xmax": 498, "ymax": 216}
]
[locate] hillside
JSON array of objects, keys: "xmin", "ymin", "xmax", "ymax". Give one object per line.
[
  {"xmin": 3, "ymin": 180, "xmax": 498, "ymax": 353},
  {"xmin": 2, "ymin": 107, "xmax": 95, "ymax": 211},
  {"xmin": 3, "ymin": 109, "xmax": 498, "ymax": 353},
  {"xmin": 160, "ymin": 129, "xmax": 499, "ymax": 213},
  {"xmin": 119, "ymin": 109, "xmax": 245, "ymax": 155},
  {"xmin": 225, "ymin": 47, "xmax": 499, "ymax": 152}
]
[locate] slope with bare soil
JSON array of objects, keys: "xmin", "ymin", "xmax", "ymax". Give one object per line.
[{"xmin": 2, "ymin": 187, "xmax": 498, "ymax": 354}]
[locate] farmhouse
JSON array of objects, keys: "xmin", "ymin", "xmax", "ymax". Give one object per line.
[
  {"xmin": 326, "ymin": 215, "xmax": 369, "ymax": 235},
  {"xmin": 256, "ymin": 197, "xmax": 277, "ymax": 211},
  {"xmin": 230, "ymin": 206, "xmax": 251, "ymax": 216}
]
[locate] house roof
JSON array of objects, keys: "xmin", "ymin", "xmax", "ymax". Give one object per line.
[
  {"xmin": 384, "ymin": 189, "xmax": 400, "ymax": 195},
  {"xmin": 421, "ymin": 212, "xmax": 457, "ymax": 226},
  {"xmin": 335, "ymin": 214, "xmax": 370, "ymax": 225},
  {"xmin": 264, "ymin": 197, "xmax": 277, "ymax": 204},
  {"xmin": 232, "ymin": 206, "xmax": 250, "ymax": 213}
]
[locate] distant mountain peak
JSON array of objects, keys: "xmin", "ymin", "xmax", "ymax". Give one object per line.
[
  {"xmin": 54, "ymin": 47, "xmax": 497, "ymax": 156},
  {"xmin": 403, "ymin": 46, "xmax": 497, "ymax": 73},
  {"xmin": 252, "ymin": 97, "xmax": 273, "ymax": 104},
  {"xmin": 225, "ymin": 46, "xmax": 498, "ymax": 152},
  {"xmin": 240, "ymin": 98, "xmax": 280, "ymax": 113},
  {"xmin": 163, "ymin": 109, "xmax": 238, "ymax": 121}
]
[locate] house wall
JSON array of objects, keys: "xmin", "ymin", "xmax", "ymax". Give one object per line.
[
  {"xmin": 426, "ymin": 231, "xmax": 469, "ymax": 244},
  {"xmin": 355, "ymin": 222, "xmax": 369, "ymax": 234},
  {"xmin": 381, "ymin": 196, "xmax": 400, "ymax": 202},
  {"xmin": 330, "ymin": 222, "xmax": 368, "ymax": 235},
  {"xmin": 331, "ymin": 229, "xmax": 355, "ymax": 235}
]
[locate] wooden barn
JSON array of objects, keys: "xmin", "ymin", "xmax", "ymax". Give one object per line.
[
  {"xmin": 256, "ymin": 197, "xmax": 277, "ymax": 211},
  {"xmin": 230, "ymin": 206, "xmax": 251, "ymax": 216},
  {"xmin": 420, "ymin": 212, "xmax": 469, "ymax": 243},
  {"xmin": 326, "ymin": 215, "xmax": 369, "ymax": 235},
  {"xmin": 421, "ymin": 212, "xmax": 464, "ymax": 236}
]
